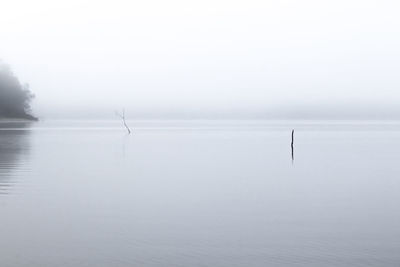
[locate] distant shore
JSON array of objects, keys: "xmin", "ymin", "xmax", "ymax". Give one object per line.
[{"xmin": 0, "ymin": 115, "xmax": 38, "ymax": 122}]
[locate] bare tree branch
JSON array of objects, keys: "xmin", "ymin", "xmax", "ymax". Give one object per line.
[{"xmin": 115, "ymin": 108, "xmax": 131, "ymax": 134}]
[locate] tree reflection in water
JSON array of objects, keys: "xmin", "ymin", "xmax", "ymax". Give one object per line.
[{"xmin": 0, "ymin": 121, "xmax": 32, "ymax": 194}]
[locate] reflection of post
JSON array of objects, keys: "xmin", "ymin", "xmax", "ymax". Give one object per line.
[{"xmin": 291, "ymin": 129, "xmax": 294, "ymax": 162}]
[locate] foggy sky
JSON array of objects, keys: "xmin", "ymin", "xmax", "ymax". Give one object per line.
[{"xmin": 1, "ymin": 0, "xmax": 400, "ymax": 119}]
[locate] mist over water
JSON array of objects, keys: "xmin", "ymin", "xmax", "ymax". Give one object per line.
[
  {"xmin": 1, "ymin": 120, "xmax": 400, "ymax": 267},
  {"xmin": 2, "ymin": 0, "xmax": 400, "ymax": 265},
  {"xmin": 2, "ymin": 0, "xmax": 400, "ymax": 120}
]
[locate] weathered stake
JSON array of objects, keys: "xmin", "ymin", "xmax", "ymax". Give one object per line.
[{"xmin": 291, "ymin": 129, "xmax": 294, "ymax": 162}]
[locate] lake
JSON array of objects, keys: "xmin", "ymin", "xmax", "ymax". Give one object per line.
[{"xmin": 1, "ymin": 120, "xmax": 400, "ymax": 266}]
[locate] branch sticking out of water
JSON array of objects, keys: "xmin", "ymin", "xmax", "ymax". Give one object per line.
[{"xmin": 115, "ymin": 109, "xmax": 131, "ymax": 134}]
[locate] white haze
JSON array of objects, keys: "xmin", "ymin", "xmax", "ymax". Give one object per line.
[{"xmin": 1, "ymin": 0, "xmax": 400, "ymax": 119}]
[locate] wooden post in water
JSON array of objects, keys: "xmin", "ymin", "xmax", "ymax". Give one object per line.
[{"xmin": 291, "ymin": 129, "xmax": 294, "ymax": 162}]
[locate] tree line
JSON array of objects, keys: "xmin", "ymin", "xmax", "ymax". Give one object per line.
[{"xmin": 0, "ymin": 61, "xmax": 37, "ymax": 120}]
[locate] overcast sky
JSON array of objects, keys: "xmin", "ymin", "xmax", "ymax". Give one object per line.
[{"xmin": 1, "ymin": 0, "xmax": 400, "ymax": 119}]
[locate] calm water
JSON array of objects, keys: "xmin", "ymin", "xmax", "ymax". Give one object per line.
[{"xmin": 1, "ymin": 120, "xmax": 400, "ymax": 267}]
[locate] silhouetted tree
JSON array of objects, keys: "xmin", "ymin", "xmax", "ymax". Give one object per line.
[{"xmin": 0, "ymin": 62, "xmax": 37, "ymax": 120}]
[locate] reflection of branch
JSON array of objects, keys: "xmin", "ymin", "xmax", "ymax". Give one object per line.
[{"xmin": 115, "ymin": 109, "xmax": 131, "ymax": 134}]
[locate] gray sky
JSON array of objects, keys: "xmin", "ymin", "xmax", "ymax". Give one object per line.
[{"xmin": 1, "ymin": 0, "xmax": 400, "ymax": 119}]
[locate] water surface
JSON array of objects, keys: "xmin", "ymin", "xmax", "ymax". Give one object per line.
[{"xmin": 0, "ymin": 120, "xmax": 399, "ymax": 266}]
